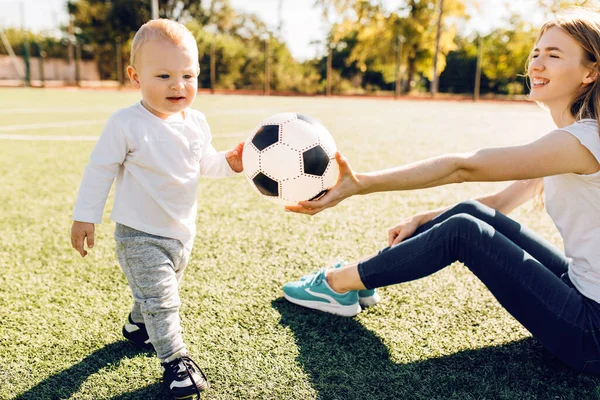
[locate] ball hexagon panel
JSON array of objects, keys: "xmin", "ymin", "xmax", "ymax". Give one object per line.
[
  {"xmin": 280, "ymin": 120, "xmax": 322, "ymax": 151},
  {"xmin": 302, "ymin": 146, "xmax": 330, "ymax": 176},
  {"xmin": 259, "ymin": 143, "xmax": 302, "ymax": 181},
  {"xmin": 251, "ymin": 125, "xmax": 280, "ymax": 151},
  {"xmin": 281, "ymin": 175, "xmax": 324, "ymax": 203},
  {"xmin": 241, "ymin": 140, "xmax": 261, "ymax": 177}
]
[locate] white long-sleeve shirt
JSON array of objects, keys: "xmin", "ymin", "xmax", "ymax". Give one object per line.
[{"xmin": 72, "ymin": 102, "xmax": 237, "ymax": 249}]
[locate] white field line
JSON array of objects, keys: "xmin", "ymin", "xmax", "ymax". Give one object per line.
[
  {"xmin": 0, "ymin": 107, "xmax": 273, "ymax": 115},
  {"xmin": 0, "ymin": 106, "xmax": 119, "ymax": 114},
  {"xmin": 0, "ymin": 131, "xmax": 249, "ymax": 141},
  {"xmin": 0, "ymin": 134, "xmax": 100, "ymax": 141},
  {"xmin": 0, "ymin": 106, "xmax": 271, "ymax": 134},
  {"xmin": 0, "ymin": 120, "xmax": 107, "ymax": 132}
]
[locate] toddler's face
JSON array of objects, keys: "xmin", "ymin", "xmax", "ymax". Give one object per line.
[{"xmin": 129, "ymin": 38, "xmax": 199, "ymax": 119}]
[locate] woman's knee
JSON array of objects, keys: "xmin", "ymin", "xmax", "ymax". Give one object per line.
[
  {"xmin": 441, "ymin": 213, "xmax": 491, "ymax": 238},
  {"xmin": 450, "ymin": 200, "xmax": 493, "ymax": 219}
]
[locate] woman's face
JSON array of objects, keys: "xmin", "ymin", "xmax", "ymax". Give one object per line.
[{"xmin": 528, "ymin": 26, "xmax": 594, "ymax": 109}]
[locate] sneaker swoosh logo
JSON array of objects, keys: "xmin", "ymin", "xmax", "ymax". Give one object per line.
[{"xmin": 305, "ymin": 288, "xmax": 338, "ymax": 304}]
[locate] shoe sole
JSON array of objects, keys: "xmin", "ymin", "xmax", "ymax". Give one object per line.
[
  {"xmin": 358, "ymin": 292, "xmax": 381, "ymax": 308},
  {"xmin": 172, "ymin": 391, "xmax": 206, "ymax": 400},
  {"xmin": 283, "ymin": 293, "xmax": 361, "ymax": 317}
]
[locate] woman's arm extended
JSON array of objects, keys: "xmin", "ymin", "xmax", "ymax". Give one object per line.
[
  {"xmin": 358, "ymin": 130, "xmax": 597, "ymax": 195},
  {"xmin": 288, "ymin": 130, "xmax": 597, "ymax": 215}
]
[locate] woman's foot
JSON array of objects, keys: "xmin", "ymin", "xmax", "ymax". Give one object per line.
[
  {"xmin": 283, "ymin": 269, "xmax": 361, "ymax": 317},
  {"xmin": 300, "ymin": 260, "xmax": 381, "ymax": 308}
]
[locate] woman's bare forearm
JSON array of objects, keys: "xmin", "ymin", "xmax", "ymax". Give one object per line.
[{"xmin": 356, "ymin": 154, "xmax": 468, "ymax": 195}]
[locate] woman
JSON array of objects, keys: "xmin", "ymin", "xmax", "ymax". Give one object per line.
[{"xmin": 283, "ymin": 8, "xmax": 600, "ymax": 374}]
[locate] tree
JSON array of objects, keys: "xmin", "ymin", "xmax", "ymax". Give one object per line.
[
  {"xmin": 68, "ymin": 0, "xmax": 213, "ymax": 79},
  {"xmin": 316, "ymin": 0, "xmax": 467, "ymax": 93},
  {"xmin": 479, "ymin": 14, "xmax": 538, "ymax": 95}
]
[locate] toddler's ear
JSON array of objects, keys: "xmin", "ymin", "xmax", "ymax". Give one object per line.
[{"xmin": 127, "ymin": 65, "xmax": 141, "ymax": 88}]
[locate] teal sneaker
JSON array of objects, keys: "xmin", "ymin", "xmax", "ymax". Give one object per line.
[
  {"xmin": 283, "ymin": 269, "xmax": 361, "ymax": 317},
  {"xmin": 301, "ymin": 260, "xmax": 381, "ymax": 308},
  {"xmin": 357, "ymin": 288, "xmax": 381, "ymax": 308}
]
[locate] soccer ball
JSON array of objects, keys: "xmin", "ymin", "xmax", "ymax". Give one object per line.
[{"xmin": 242, "ymin": 113, "xmax": 339, "ymax": 205}]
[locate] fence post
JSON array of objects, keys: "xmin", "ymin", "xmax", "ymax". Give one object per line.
[
  {"xmin": 263, "ymin": 34, "xmax": 270, "ymax": 96},
  {"xmin": 20, "ymin": 1, "xmax": 30, "ymax": 86},
  {"xmin": 38, "ymin": 44, "xmax": 45, "ymax": 88},
  {"xmin": 326, "ymin": 42, "xmax": 332, "ymax": 96},
  {"xmin": 116, "ymin": 36, "xmax": 123, "ymax": 88},
  {"xmin": 75, "ymin": 41, "xmax": 81, "ymax": 86},
  {"xmin": 210, "ymin": 41, "xmax": 215, "ymax": 94},
  {"xmin": 431, "ymin": 0, "xmax": 444, "ymax": 97},
  {"xmin": 395, "ymin": 35, "xmax": 404, "ymax": 99},
  {"xmin": 474, "ymin": 36, "xmax": 483, "ymax": 102}
]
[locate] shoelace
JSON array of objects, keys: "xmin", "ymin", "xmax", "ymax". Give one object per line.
[
  {"xmin": 307, "ymin": 268, "xmax": 326, "ymax": 287},
  {"xmin": 168, "ymin": 356, "xmax": 208, "ymax": 398}
]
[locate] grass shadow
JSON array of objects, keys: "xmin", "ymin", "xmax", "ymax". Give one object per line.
[
  {"xmin": 272, "ymin": 298, "xmax": 600, "ymax": 400},
  {"xmin": 109, "ymin": 382, "xmax": 166, "ymax": 400},
  {"xmin": 15, "ymin": 341, "xmax": 170, "ymax": 400}
]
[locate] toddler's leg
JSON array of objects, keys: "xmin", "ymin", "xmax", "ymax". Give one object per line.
[
  {"xmin": 131, "ymin": 302, "xmax": 144, "ymax": 324},
  {"xmin": 115, "ymin": 227, "xmax": 187, "ymax": 361}
]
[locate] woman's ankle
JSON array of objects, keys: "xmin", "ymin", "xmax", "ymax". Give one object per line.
[{"xmin": 326, "ymin": 269, "xmax": 348, "ymax": 293}]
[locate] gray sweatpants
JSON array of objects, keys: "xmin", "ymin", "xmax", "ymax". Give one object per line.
[{"xmin": 114, "ymin": 223, "xmax": 191, "ymax": 361}]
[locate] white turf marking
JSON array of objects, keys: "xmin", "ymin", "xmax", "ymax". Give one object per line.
[
  {"xmin": 0, "ymin": 132, "xmax": 249, "ymax": 141},
  {"xmin": 0, "ymin": 120, "xmax": 106, "ymax": 132},
  {"xmin": 0, "ymin": 107, "xmax": 119, "ymax": 115},
  {"xmin": 0, "ymin": 135, "xmax": 100, "ymax": 141},
  {"xmin": 0, "ymin": 107, "xmax": 272, "ymax": 115}
]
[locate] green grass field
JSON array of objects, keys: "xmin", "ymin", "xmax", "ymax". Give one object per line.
[{"xmin": 1, "ymin": 87, "xmax": 599, "ymax": 399}]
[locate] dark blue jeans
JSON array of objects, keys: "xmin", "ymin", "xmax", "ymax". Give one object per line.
[{"xmin": 358, "ymin": 200, "xmax": 600, "ymax": 374}]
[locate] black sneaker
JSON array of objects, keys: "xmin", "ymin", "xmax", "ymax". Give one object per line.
[
  {"xmin": 122, "ymin": 313, "xmax": 153, "ymax": 350},
  {"xmin": 161, "ymin": 354, "xmax": 209, "ymax": 399}
]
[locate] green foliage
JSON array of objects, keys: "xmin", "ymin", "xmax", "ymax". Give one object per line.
[
  {"xmin": 478, "ymin": 16, "xmax": 538, "ymax": 95},
  {"xmin": 317, "ymin": 0, "xmax": 466, "ymax": 93},
  {"xmin": 0, "ymin": 28, "xmax": 94, "ymax": 60}
]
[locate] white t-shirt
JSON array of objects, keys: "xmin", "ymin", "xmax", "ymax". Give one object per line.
[
  {"xmin": 72, "ymin": 102, "xmax": 237, "ymax": 250},
  {"xmin": 544, "ymin": 119, "xmax": 600, "ymax": 302}
]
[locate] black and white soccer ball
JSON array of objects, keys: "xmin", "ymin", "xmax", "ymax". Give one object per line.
[{"xmin": 242, "ymin": 113, "xmax": 339, "ymax": 205}]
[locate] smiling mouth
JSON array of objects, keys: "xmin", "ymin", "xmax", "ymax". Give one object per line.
[{"xmin": 532, "ymin": 78, "xmax": 549, "ymax": 87}]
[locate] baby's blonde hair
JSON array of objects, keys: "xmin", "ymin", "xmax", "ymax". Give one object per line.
[{"xmin": 130, "ymin": 19, "xmax": 198, "ymax": 67}]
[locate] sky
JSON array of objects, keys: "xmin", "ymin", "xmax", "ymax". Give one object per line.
[{"xmin": 1, "ymin": 0, "xmax": 544, "ymax": 61}]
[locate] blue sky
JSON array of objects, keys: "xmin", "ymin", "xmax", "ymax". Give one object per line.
[{"xmin": 1, "ymin": 0, "xmax": 544, "ymax": 61}]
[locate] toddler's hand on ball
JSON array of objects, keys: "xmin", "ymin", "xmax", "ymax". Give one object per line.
[{"xmin": 226, "ymin": 141, "xmax": 245, "ymax": 173}]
